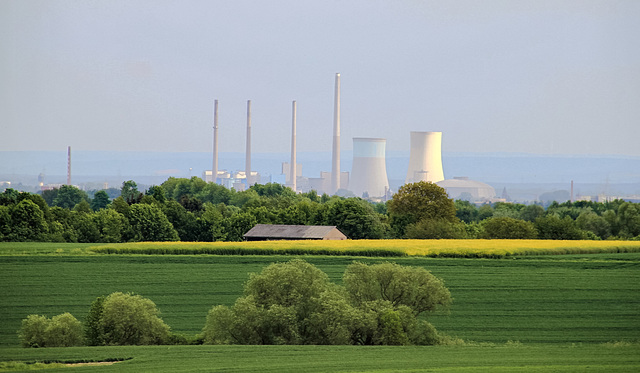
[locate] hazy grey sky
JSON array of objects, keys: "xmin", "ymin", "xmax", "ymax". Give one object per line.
[{"xmin": 2, "ymin": 0, "xmax": 639, "ymax": 155}]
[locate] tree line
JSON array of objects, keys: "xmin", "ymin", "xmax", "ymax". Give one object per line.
[{"xmin": 1, "ymin": 177, "xmax": 639, "ymax": 243}]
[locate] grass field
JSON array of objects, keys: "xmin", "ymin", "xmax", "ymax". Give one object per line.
[
  {"xmin": 1, "ymin": 344, "xmax": 639, "ymax": 372},
  {"xmin": 1, "ymin": 241, "xmax": 639, "ymax": 371}
]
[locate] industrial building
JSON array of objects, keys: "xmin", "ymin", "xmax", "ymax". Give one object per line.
[{"xmin": 436, "ymin": 177, "xmax": 496, "ymax": 202}]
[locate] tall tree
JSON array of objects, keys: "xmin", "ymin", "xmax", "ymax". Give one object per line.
[
  {"xmin": 387, "ymin": 182, "xmax": 456, "ymax": 237},
  {"xmin": 52, "ymin": 185, "xmax": 88, "ymax": 209},
  {"xmin": 91, "ymin": 190, "xmax": 110, "ymax": 211},
  {"xmin": 10, "ymin": 199, "xmax": 49, "ymax": 241},
  {"xmin": 121, "ymin": 180, "xmax": 141, "ymax": 204},
  {"xmin": 128, "ymin": 204, "xmax": 179, "ymax": 241}
]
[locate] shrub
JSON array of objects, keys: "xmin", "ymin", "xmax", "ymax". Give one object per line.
[
  {"xmin": 481, "ymin": 217, "xmax": 537, "ymax": 239},
  {"xmin": 405, "ymin": 218, "xmax": 467, "ymax": 239},
  {"xmin": 44, "ymin": 313, "xmax": 84, "ymax": 347},
  {"xmin": 92, "ymin": 292, "xmax": 171, "ymax": 345},
  {"xmin": 202, "ymin": 259, "xmax": 452, "ymax": 346},
  {"xmin": 18, "ymin": 313, "xmax": 83, "ymax": 348}
]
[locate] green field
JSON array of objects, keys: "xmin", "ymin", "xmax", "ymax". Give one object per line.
[{"xmin": 1, "ymin": 242, "xmax": 639, "ymax": 371}]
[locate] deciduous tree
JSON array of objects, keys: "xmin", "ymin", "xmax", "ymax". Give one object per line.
[{"xmin": 388, "ymin": 182, "xmax": 456, "ymax": 237}]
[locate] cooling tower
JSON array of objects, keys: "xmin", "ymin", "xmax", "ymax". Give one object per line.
[
  {"xmin": 405, "ymin": 131, "xmax": 444, "ymax": 184},
  {"xmin": 349, "ymin": 138, "xmax": 389, "ymax": 198}
]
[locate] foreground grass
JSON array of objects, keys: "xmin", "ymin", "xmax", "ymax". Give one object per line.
[
  {"xmin": 1, "ymin": 343, "xmax": 639, "ymax": 372},
  {"xmin": 3, "ymin": 240, "xmax": 640, "ymax": 258}
]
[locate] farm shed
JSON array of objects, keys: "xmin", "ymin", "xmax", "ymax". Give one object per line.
[{"xmin": 244, "ymin": 224, "xmax": 347, "ymax": 241}]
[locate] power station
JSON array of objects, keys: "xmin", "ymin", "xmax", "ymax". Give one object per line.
[{"xmin": 201, "ymin": 74, "xmax": 497, "ymax": 202}]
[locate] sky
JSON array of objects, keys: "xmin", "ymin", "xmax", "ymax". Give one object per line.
[{"xmin": 2, "ymin": 0, "xmax": 639, "ymax": 156}]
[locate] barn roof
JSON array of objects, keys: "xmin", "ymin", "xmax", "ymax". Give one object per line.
[{"xmin": 244, "ymin": 224, "xmax": 344, "ymax": 239}]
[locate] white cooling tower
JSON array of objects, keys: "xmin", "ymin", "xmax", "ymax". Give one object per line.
[
  {"xmin": 349, "ymin": 138, "xmax": 389, "ymax": 198},
  {"xmin": 405, "ymin": 131, "xmax": 444, "ymax": 184}
]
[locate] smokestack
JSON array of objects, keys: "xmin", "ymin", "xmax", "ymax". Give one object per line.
[
  {"xmin": 67, "ymin": 146, "xmax": 71, "ymax": 185},
  {"xmin": 405, "ymin": 131, "xmax": 445, "ymax": 184},
  {"xmin": 571, "ymin": 180, "xmax": 574, "ymax": 203},
  {"xmin": 212, "ymin": 99, "xmax": 219, "ymax": 184},
  {"xmin": 245, "ymin": 100, "xmax": 252, "ymax": 186},
  {"xmin": 290, "ymin": 100, "xmax": 297, "ymax": 192},
  {"xmin": 331, "ymin": 73, "xmax": 341, "ymax": 194}
]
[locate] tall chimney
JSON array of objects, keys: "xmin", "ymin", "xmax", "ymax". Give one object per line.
[
  {"xmin": 331, "ymin": 73, "xmax": 341, "ymax": 194},
  {"xmin": 212, "ymin": 99, "xmax": 219, "ymax": 184},
  {"xmin": 571, "ymin": 180, "xmax": 574, "ymax": 203},
  {"xmin": 245, "ymin": 100, "xmax": 252, "ymax": 187},
  {"xmin": 290, "ymin": 100, "xmax": 297, "ymax": 192},
  {"xmin": 67, "ymin": 146, "xmax": 71, "ymax": 185}
]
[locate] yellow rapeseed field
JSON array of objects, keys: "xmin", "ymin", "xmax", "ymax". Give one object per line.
[{"xmin": 90, "ymin": 239, "xmax": 640, "ymax": 258}]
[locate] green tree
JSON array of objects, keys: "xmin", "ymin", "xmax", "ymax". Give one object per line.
[
  {"xmin": 10, "ymin": 199, "xmax": 48, "ymax": 241},
  {"xmin": 73, "ymin": 200, "xmax": 92, "ymax": 214},
  {"xmin": 94, "ymin": 209, "xmax": 127, "ymax": 243},
  {"xmin": 43, "ymin": 313, "xmax": 84, "ymax": 347},
  {"xmin": 325, "ymin": 198, "xmax": 385, "ymax": 239},
  {"xmin": 388, "ymin": 182, "xmax": 456, "ymax": 237},
  {"xmin": 534, "ymin": 215, "xmax": 587, "ymax": 240},
  {"xmin": 18, "ymin": 313, "xmax": 83, "ymax": 348},
  {"xmin": 576, "ymin": 210, "xmax": 611, "ymax": 239},
  {"xmin": 97, "ymin": 292, "xmax": 171, "ymax": 345},
  {"xmin": 477, "ymin": 204, "xmax": 494, "ymax": 221},
  {"xmin": 454, "ymin": 200, "xmax": 478, "ymax": 223},
  {"xmin": 197, "ymin": 204, "xmax": 227, "ymax": 241},
  {"xmin": 121, "ymin": 180, "xmax": 142, "ymax": 204},
  {"xmin": 0, "ymin": 205, "xmax": 10, "ymax": 240},
  {"xmin": 481, "ymin": 217, "xmax": 538, "ymax": 239},
  {"xmin": 91, "ymin": 190, "xmax": 110, "ymax": 211},
  {"xmin": 617, "ymin": 202, "xmax": 640, "ymax": 238},
  {"xmin": 18, "ymin": 315, "xmax": 49, "ymax": 347},
  {"xmin": 85, "ymin": 296, "xmax": 105, "ymax": 345},
  {"xmin": 520, "ymin": 204, "xmax": 545, "ymax": 222},
  {"xmin": 0, "ymin": 188, "xmax": 20, "ymax": 206},
  {"xmin": 52, "ymin": 185, "xmax": 88, "ymax": 209},
  {"xmin": 128, "ymin": 204, "xmax": 179, "ymax": 241},
  {"xmin": 224, "ymin": 212, "xmax": 257, "ymax": 241},
  {"xmin": 40, "ymin": 188, "xmax": 58, "ymax": 206},
  {"xmin": 343, "ymin": 262, "xmax": 451, "ymax": 317},
  {"xmin": 162, "ymin": 200, "xmax": 199, "ymax": 241},
  {"xmin": 196, "ymin": 183, "xmax": 232, "ymax": 205},
  {"xmin": 202, "ymin": 260, "xmax": 450, "ymax": 346},
  {"xmin": 492, "ymin": 202, "xmax": 524, "ymax": 219},
  {"xmin": 405, "ymin": 218, "xmax": 467, "ymax": 239},
  {"xmin": 145, "ymin": 185, "xmax": 166, "ymax": 204},
  {"xmin": 73, "ymin": 212, "xmax": 100, "ymax": 243}
]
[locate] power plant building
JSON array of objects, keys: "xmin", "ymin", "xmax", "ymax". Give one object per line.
[
  {"xmin": 436, "ymin": 177, "xmax": 496, "ymax": 201},
  {"xmin": 349, "ymin": 138, "xmax": 390, "ymax": 198},
  {"xmin": 405, "ymin": 131, "xmax": 445, "ymax": 184}
]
